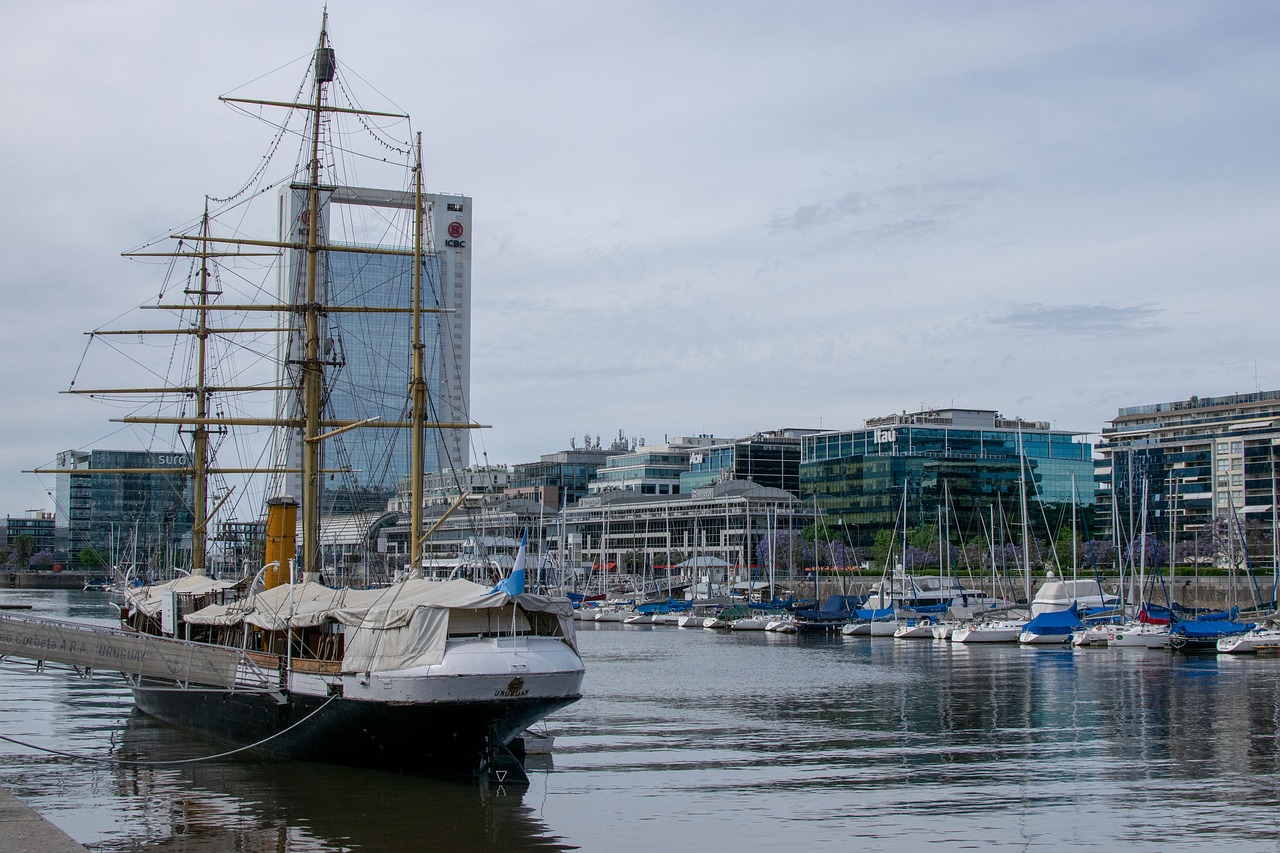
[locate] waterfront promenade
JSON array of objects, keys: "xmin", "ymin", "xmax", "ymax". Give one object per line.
[{"xmin": 0, "ymin": 787, "xmax": 86, "ymax": 852}]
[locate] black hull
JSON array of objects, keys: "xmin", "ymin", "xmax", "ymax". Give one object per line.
[
  {"xmin": 794, "ymin": 619, "xmax": 848, "ymax": 634},
  {"xmin": 132, "ymin": 683, "xmax": 578, "ymax": 778}
]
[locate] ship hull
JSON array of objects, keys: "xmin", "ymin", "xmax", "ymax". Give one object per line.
[
  {"xmin": 132, "ymin": 682, "xmax": 579, "ymax": 775},
  {"xmin": 131, "ymin": 635, "xmax": 585, "ymax": 778}
]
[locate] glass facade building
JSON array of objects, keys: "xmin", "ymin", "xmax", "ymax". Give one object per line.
[
  {"xmin": 801, "ymin": 408, "xmax": 1094, "ymax": 541},
  {"xmin": 679, "ymin": 429, "xmax": 815, "ymax": 497},
  {"xmin": 278, "ymin": 185, "xmax": 471, "ymax": 512},
  {"xmin": 586, "ymin": 437, "xmax": 725, "ymax": 496},
  {"xmin": 509, "ymin": 449, "xmax": 624, "ymax": 508},
  {"xmin": 55, "ymin": 449, "xmax": 194, "ymax": 570}
]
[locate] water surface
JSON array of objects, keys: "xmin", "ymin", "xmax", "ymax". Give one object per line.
[{"xmin": 2, "ymin": 591, "xmax": 1278, "ymax": 851}]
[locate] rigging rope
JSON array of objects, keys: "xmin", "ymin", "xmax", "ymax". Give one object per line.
[{"xmin": 0, "ymin": 692, "xmax": 339, "ymax": 767}]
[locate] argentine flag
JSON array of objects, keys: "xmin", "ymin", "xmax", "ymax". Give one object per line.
[{"xmin": 492, "ymin": 529, "xmax": 527, "ymax": 596}]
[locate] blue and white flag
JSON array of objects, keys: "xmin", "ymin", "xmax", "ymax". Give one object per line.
[{"xmin": 492, "ymin": 529, "xmax": 527, "ymax": 596}]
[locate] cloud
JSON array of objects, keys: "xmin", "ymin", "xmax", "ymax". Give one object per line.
[{"xmin": 985, "ymin": 303, "xmax": 1165, "ymax": 337}]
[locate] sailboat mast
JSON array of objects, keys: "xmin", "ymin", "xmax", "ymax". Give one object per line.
[
  {"xmin": 409, "ymin": 133, "xmax": 427, "ymax": 575},
  {"xmin": 1018, "ymin": 428, "xmax": 1030, "ymax": 607},
  {"xmin": 300, "ymin": 27, "xmax": 335, "ymax": 579}
]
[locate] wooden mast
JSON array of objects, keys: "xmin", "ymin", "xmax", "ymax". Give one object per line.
[
  {"xmin": 409, "ymin": 132, "xmax": 427, "ymax": 576},
  {"xmin": 300, "ymin": 23, "xmax": 333, "ymax": 579},
  {"xmin": 191, "ymin": 201, "xmax": 213, "ymax": 576}
]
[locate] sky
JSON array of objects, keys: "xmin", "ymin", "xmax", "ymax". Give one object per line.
[{"xmin": 2, "ymin": 1, "xmax": 1279, "ymax": 517}]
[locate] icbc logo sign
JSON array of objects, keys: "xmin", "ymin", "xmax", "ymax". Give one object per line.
[{"xmin": 446, "ymin": 221, "xmax": 466, "ymax": 248}]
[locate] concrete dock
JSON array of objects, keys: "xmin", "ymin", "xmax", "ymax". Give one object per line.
[{"xmin": 0, "ymin": 787, "xmax": 86, "ymax": 852}]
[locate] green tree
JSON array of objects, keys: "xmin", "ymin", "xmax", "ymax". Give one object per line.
[
  {"xmin": 79, "ymin": 547, "xmax": 109, "ymax": 568},
  {"xmin": 9, "ymin": 535, "xmax": 33, "ymax": 568}
]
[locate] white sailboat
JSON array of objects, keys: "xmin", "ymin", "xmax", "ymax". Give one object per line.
[{"xmin": 957, "ymin": 476, "xmax": 1030, "ymax": 645}]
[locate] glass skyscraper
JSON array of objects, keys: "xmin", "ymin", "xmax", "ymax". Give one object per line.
[{"xmin": 277, "ymin": 185, "xmax": 472, "ymax": 512}]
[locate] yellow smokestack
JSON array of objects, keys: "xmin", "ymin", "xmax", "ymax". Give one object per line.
[{"xmin": 263, "ymin": 496, "xmax": 298, "ymax": 590}]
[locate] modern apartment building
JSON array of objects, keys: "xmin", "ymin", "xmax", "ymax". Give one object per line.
[{"xmin": 1095, "ymin": 390, "xmax": 1280, "ymax": 549}]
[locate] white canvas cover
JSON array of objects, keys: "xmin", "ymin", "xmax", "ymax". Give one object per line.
[
  {"xmin": 125, "ymin": 575, "xmax": 242, "ymax": 620},
  {"xmin": 179, "ymin": 577, "xmax": 576, "ymax": 673},
  {"xmin": 183, "ymin": 581, "xmax": 345, "ymax": 629}
]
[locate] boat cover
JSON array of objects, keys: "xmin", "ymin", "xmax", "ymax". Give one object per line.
[
  {"xmin": 796, "ymin": 595, "xmax": 864, "ymax": 621},
  {"xmin": 124, "ymin": 575, "xmax": 244, "ymax": 620},
  {"xmin": 853, "ymin": 607, "xmax": 895, "ymax": 621},
  {"xmin": 1021, "ymin": 607, "xmax": 1083, "ymax": 635},
  {"xmin": 906, "ymin": 602, "xmax": 950, "ymax": 615},
  {"xmin": 182, "ymin": 578, "xmax": 577, "ymax": 673},
  {"xmin": 1170, "ymin": 620, "xmax": 1254, "ymax": 639}
]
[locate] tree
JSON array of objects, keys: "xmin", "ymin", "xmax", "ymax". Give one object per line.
[
  {"xmin": 79, "ymin": 548, "xmax": 109, "ymax": 568},
  {"xmin": 8, "ymin": 535, "xmax": 33, "ymax": 568}
]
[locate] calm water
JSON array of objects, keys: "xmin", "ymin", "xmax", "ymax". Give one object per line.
[{"xmin": 2, "ymin": 591, "xmax": 1279, "ymax": 851}]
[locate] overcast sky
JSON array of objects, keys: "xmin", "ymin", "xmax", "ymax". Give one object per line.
[{"xmin": 3, "ymin": 1, "xmax": 1279, "ymax": 517}]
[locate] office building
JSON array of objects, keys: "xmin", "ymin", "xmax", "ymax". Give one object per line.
[
  {"xmin": 54, "ymin": 449, "xmax": 194, "ymax": 570},
  {"xmin": 801, "ymin": 408, "xmax": 1094, "ymax": 543},
  {"xmin": 2, "ymin": 511, "xmax": 57, "ymax": 562},
  {"xmin": 587, "ymin": 436, "xmax": 723, "ymax": 496},
  {"xmin": 278, "ymin": 185, "xmax": 472, "ymax": 512},
  {"xmin": 557, "ymin": 479, "xmax": 812, "ymax": 584},
  {"xmin": 679, "ymin": 429, "xmax": 818, "ymax": 497},
  {"xmin": 508, "ymin": 447, "xmax": 625, "ymax": 508}
]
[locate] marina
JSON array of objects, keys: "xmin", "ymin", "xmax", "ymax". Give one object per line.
[
  {"xmin": 3, "ymin": 590, "xmax": 1280, "ymax": 851},
  {"xmin": 1, "ymin": 7, "xmax": 1279, "ymax": 849}
]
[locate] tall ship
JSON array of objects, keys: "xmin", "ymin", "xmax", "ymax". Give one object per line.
[{"xmin": 13, "ymin": 19, "xmax": 584, "ymax": 780}]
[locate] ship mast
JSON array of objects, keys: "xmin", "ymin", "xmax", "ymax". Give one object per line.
[
  {"xmin": 299, "ymin": 26, "xmax": 335, "ymax": 579},
  {"xmin": 191, "ymin": 202, "xmax": 213, "ymax": 577},
  {"xmin": 36, "ymin": 17, "xmax": 488, "ymax": 584},
  {"xmin": 409, "ymin": 133, "xmax": 427, "ymax": 575}
]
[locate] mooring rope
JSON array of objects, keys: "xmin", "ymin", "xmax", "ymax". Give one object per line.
[{"xmin": 0, "ymin": 692, "xmax": 339, "ymax": 767}]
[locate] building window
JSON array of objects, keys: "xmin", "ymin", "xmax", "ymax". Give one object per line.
[{"xmin": 1231, "ymin": 441, "xmax": 1243, "ymax": 454}]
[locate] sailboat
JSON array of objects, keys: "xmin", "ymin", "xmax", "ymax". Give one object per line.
[
  {"xmin": 24, "ymin": 20, "xmax": 585, "ymax": 780},
  {"xmin": 956, "ymin": 443, "xmax": 1034, "ymax": 645}
]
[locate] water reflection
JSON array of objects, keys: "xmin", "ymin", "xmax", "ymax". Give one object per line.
[
  {"xmin": 98, "ymin": 713, "xmax": 570, "ymax": 852},
  {"xmin": 552, "ymin": 623, "xmax": 1280, "ymax": 851}
]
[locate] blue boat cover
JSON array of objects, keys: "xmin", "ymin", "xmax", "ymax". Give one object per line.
[
  {"xmin": 910, "ymin": 602, "xmax": 951, "ymax": 615},
  {"xmin": 1192, "ymin": 607, "xmax": 1240, "ymax": 622},
  {"xmin": 853, "ymin": 606, "xmax": 896, "ymax": 621},
  {"xmin": 1170, "ymin": 620, "xmax": 1254, "ymax": 638},
  {"xmin": 1022, "ymin": 607, "xmax": 1083, "ymax": 635},
  {"xmin": 636, "ymin": 600, "xmax": 672, "ymax": 614},
  {"xmin": 796, "ymin": 594, "xmax": 865, "ymax": 620}
]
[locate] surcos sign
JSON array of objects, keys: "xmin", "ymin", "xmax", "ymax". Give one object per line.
[{"xmin": 445, "ymin": 221, "xmax": 465, "ymax": 249}]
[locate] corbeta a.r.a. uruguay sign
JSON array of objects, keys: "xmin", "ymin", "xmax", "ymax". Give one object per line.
[{"xmin": 0, "ymin": 614, "xmax": 239, "ymax": 688}]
